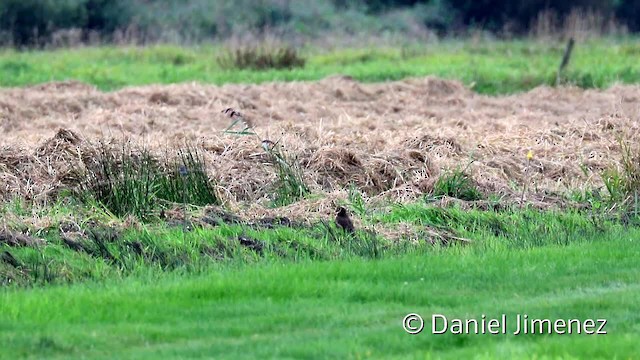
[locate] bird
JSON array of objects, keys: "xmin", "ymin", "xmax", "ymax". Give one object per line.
[
  {"xmin": 335, "ymin": 206, "xmax": 355, "ymax": 234},
  {"xmin": 221, "ymin": 107, "xmax": 242, "ymax": 119},
  {"xmin": 221, "ymin": 107, "xmax": 254, "ymax": 131},
  {"xmin": 261, "ymin": 139, "xmax": 276, "ymax": 152}
]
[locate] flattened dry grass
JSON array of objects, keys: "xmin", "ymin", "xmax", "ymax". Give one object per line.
[{"xmin": 2, "ymin": 74, "xmax": 640, "ymax": 222}]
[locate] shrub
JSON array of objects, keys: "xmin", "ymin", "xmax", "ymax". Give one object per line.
[
  {"xmin": 0, "ymin": 0, "xmax": 131, "ymax": 47},
  {"xmin": 616, "ymin": 0, "xmax": 640, "ymax": 31},
  {"xmin": 1, "ymin": 0, "xmax": 637, "ymax": 47}
]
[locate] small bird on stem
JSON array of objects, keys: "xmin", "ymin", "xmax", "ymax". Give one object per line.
[
  {"xmin": 222, "ymin": 107, "xmax": 243, "ymax": 119},
  {"xmin": 221, "ymin": 107, "xmax": 255, "ymax": 132},
  {"xmin": 335, "ymin": 206, "xmax": 355, "ymax": 234}
]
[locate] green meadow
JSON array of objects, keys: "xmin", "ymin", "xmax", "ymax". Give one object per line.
[
  {"xmin": 2, "ymin": 202, "xmax": 640, "ymax": 358},
  {"xmin": 1, "ymin": 39, "xmax": 639, "ymax": 94},
  {"xmin": 1, "ymin": 228, "xmax": 639, "ymax": 359}
]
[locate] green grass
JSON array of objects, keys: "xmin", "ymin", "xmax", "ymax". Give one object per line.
[
  {"xmin": 1, "ymin": 39, "xmax": 640, "ymax": 94},
  {"xmin": 1, "ymin": 201, "xmax": 639, "ymax": 358},
  {"xmin": 83, "ymin": 143, "xmax": 219, "ymax": 220},
  {"xmin": 2, "ymin": 38, "xmax": 640, "ymax": 357},
  {"xmin": 1, "ymin": 200, "xmax": 637, "ymax": 285},
  {"xmin": 431, "ymin": 167, "xmax": 483, "ymax": 202},
  {"xmin": 1, "ymin": 232, "xmax": 638, "ymax": 359},
  {"xmin": 378, "ymin": 204, "xmax": 612, "ymax": 249}
]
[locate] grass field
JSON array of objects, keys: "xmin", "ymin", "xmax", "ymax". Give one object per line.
[
  {"xmin": 2, "ymin": 202, "xmax": 640, "ymax": 358},
  {"xmin": 2, "ymin": 38, "xmax": 640, "ymax": 359},
  {"xmin": 1, "ymin": 39, "xmax": 639, "ymax": 94},
  {"xmin": 2, "ymin": 232, "xmax": 639, "ymax": 359},
  {"xmin": 3, "ymin": 202, "xmax": 635, "ymax": 286}
]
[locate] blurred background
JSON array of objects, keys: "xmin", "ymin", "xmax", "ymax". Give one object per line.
[{"xmin": 1, "ymin": 0, "xmax": 639, "ymax": 48}]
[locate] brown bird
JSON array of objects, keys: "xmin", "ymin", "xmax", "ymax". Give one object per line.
[
  {"xmin": 335, "ymin": 206, "xmax": 355, "ymax": 234},
  {"xmin": 221, "ymin": 107, "xmax": 243, "ymax": 118}
]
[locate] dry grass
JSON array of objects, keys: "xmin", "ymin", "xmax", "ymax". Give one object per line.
[
  {"xmin": 1, "ymin": 76, "xmax": 640, "ymax": 221},
  {"xmin": 530, "ymin": 8, "xmax": 627, "ymax": 40}
]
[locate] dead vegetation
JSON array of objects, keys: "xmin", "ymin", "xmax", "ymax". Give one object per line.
[
  {"xmin": 1, "ymin": 76, "xmax": 640, "ymax": 221},
  {"xmin": 0, "ymin": 230, "xmax": 45, "ymax": 248}
]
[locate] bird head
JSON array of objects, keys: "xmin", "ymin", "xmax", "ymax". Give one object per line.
[{"xmin": 335, "ymin": 206, "xmax": 348, "ymax": 216}]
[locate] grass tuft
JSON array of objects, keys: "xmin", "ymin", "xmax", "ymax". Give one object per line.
[
  {"xmin": 83, "ymin": 142, "xmax": 219, "ymax": 221},
  {"xmin": 221, "ymin": 108, "xmax": 309, "ymax": 207},
  {"xmin": 431, "ymin": 167, "xmax": 483, "ymax": 201},
  {"xmin": 601, "ymin": 140, "xmax": 640, "ymax": 222},
  {"xmin": 347, "ymin": 183, "xmax": 368, "ymax": 217},
  {"xmin": 156, "ymin": 146, "xmax": 219, "ymax": 206},
  {"xmin": 87, "ymin": 142, "xmax": 159, "ymax": 220},
  {"xmin": 217, "ymin": 44, "xmax": 305, "ymax": 70},
  {"xmin": 264, "ymin": 141, "xmax": 310, "ymax": 207},
  {"xmin": 619, "ymin": 140, "xmax": 640, "ymax": 199}
]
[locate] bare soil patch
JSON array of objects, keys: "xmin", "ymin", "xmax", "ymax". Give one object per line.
[{"xmin": 1, "ymin": 77, "xmax": 639, "ymax": 220}]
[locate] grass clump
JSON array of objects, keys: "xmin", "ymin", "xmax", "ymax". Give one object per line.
[
  {"xmin": 602, "ymin": 140, "xmax": 640, "ymax": 220},
  {"xmin": 431, "ymin": 167, "xmax": 483, "ymax": 201},
  {"xmin": 619, "ymin": 141, "xmax": 640, "ymax": 199},
  {"xmin": 217, "ymin": 44, "xmax": 305, "ymax": 70},
  {"xmin": 156, "ymin": 146, "xmax": 218, "ymax": 206},
  {"xmin": 263, "ymin": 141, "xmax": 310, "ymax": 207},
  {"xmin": 88, "ymin": 143, "xmax": 159, "ymax": 220},
  {"xmin": 85, "ymin": 142, "xmax": 219, "ymax": 220},
  {"xmin": 347, "ymin": 183, "xmax": 368, "ymax": 217}
]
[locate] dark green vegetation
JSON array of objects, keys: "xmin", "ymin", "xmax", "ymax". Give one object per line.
[
  {"xmin": 431, "ymin": 167, "xmax": 483, "ymax": 201},
  {"xmin": 1, "ymin": 231, "xmax": 638, "ymax": 358},
  {"xmin": 85, "ymin": 143, "xmax": 219, "ymax": 220},
  {"xmin": 1, "ymin": 40, "xmax": 639, "ymax": 94},
  {"xmin": 216, "ymin": 45, "xmax": 306, "ymax": 71},
  {"xmin": 2, "ymin": 0, "xmax": 639, "ymax": 46},
  {"xmin": 2, "ymin": 196, "xmax": 638, "ymax": 285}
]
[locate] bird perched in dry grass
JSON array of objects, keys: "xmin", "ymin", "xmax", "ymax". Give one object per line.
[
  {"xmin": 221, "ymin": 107, "xmax": 254, "ymax": 130},
  {"xmin": 335, "ymin": 206, "xmax": 355, "ymax": 234},
  {"xmin": 222, "ymin": 107, "xmax": 242, "ymax": 119}
]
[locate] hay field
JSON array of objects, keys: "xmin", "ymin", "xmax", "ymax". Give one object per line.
[{"xmin": 2, "ymin": 76, "xmax": 638, "ymax": 218}]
